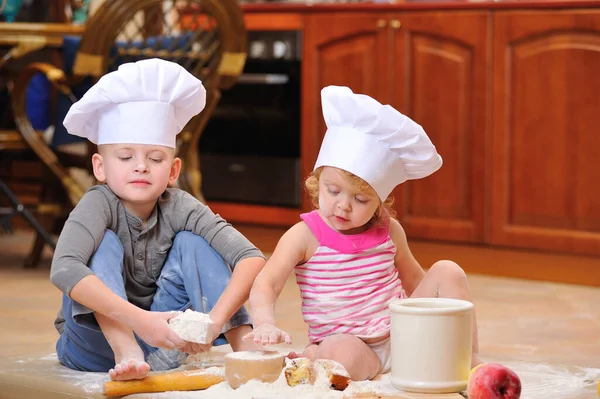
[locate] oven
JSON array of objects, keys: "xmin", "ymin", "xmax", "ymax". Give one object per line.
[{"xmin": 198, "ymin": 30, "xmax": 302, "ymax": 208}]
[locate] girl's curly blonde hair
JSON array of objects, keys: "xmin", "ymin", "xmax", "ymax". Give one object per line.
[{"xmin": 305, "ymin": 166, "xmax": 396, "ymax": 227}]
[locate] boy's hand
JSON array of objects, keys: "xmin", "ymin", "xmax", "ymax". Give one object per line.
[
  {"xmin": 179, "ymin": 341, "xmax": 210, "ymax": 355},
  {"xmin": 178, "ymin": 317, "xmax": 223, "ymax": 355},
  {"xmin": 130, "ymin": 311, "xmax": 186, "ymax": 350},
  {"xmin": 242, "ymin": 323, "xmax": 292, "ymax": 347}
]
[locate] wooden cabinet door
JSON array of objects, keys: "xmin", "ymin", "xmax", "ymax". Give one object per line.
[
  {"xmin": 301, "ymin": 13, "xmax": 389, "ymax": 211},
  {"xmin": 390, "ymin": 12, "xmax": 490, "ymax": 243},
  {"xmin": 491, "ymin": 10, "xmax": 600, "ymax": 256}
]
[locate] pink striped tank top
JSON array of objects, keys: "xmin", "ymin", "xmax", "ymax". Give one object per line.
[{"xmin": 296, "ymin": 211, "xmax": 404, "ymax": 344}]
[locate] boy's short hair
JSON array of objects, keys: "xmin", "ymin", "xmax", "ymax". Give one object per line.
[{"xmin": 305, "ymin": 166, "xmax": 396, "ymax": 227}]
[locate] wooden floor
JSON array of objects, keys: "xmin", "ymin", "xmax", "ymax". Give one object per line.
[{"xmin": 1, "ymin": 226, "xmax": 599, "ymax": 398}]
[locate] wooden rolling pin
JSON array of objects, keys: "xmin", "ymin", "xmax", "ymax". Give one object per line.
[{"xmin": 103, "ymin": 369, "xmax": 224, "ymax": 396}]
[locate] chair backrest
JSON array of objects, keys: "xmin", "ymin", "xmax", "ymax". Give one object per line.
[
  {"xmin": 73, "ymin": 0, "xmax": 247, "ymax": 89},
  {"xmin": 10, "ymin": 0, "xmax": 247, "ymax": 204}
]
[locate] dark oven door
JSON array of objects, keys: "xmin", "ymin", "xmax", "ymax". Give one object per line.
[{"xmin": 199, "ymin": 31, "xmax": 301, "ymax": 208}]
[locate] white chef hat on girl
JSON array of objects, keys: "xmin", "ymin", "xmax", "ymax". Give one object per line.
[
  {"xmin": 314, "ymin": 85, "xmax": 442, "ymax": 201},
  {"xmin": 63, "ymin": 58, "xmax": 206, "ymax": 149}
]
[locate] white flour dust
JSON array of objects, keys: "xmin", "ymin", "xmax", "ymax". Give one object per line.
[
  {"xmin": 46, "ymin": 361, "xmax": 107, "ymax": 393},
  {"xmin": 141, "ymin": 364, "xmax": 397, "ymax": 399},
  {"xmin": 502, "ymin": 360, "xmax": 600, "ymax": 399},
  {"xmin": 169, "ymin": 309, "xmax": 213, "ymax": 344},
  {"xmin": 8, "ymin": 352, "xmax": 597, "ymax": 398},
  {"xmin": 39, "ymin": 353, "xmax": 59, "ymax": 361},
  {"xmin": 139, "ymin": 359, "xmax": 600, "ymax": 399},
  {"xmin": 184, "ymin": 351, "xmax": 226, "ymax": 369},
  {"xmin": 2, "ymin": 353, "xmax": 107, "ymax": 394}
]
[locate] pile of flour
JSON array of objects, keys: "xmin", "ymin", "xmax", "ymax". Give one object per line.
[
  {"xmin": 169, "ymin": 309, "xmax": 213, "ymax": 344},
  {"xmin": 144, "ymin": 358, "xmax": 399, "ymax": 399}
]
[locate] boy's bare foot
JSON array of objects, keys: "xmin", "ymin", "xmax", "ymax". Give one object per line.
[{"xmin": 109, "ymin": 357, "xmax": 151, "ymax": 381}]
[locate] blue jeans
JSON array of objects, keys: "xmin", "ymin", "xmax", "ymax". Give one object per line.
[{"xmin": 56, "ymin": 230, "xmax": 250, "ymax": 372}]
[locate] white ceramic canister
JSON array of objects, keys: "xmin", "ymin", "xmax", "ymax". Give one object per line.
[{"xmin": 389, "ymin": 297, "xmax": 474, "ymax": 394}]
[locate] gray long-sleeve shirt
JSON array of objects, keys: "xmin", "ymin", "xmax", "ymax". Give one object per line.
[{"xmin": 50, "ymin": 184, "xmax": 264, "ymax": 331}]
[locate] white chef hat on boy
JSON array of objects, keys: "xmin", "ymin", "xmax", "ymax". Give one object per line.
[
  {"xmin": 314, "ymin": 86, "xmax": 442, "ymax": 201},
  {"xmin": 63, "ymin": 58, "xmax": 206, "ymax": 149}
]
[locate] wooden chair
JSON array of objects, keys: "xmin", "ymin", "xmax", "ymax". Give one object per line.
[{"xmin": 8, "ymin": 0, "xmax": 247, "ymax": 266}]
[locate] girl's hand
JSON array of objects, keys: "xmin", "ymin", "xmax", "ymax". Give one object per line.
[
  {"xmin": 242, "ymin": 323, "xmax": 292, "ymax": 347},
  {"xmin": 129, "ymin": 310, "xmax": 186, "ymax": 350}
]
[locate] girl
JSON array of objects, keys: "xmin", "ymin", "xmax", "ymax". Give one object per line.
[{"xmin": 243, "ymin": 85, "xmax": 480, "ymax": 381}]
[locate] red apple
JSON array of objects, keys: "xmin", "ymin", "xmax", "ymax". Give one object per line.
[{"xmin": 467, "ymin": 363, "xmax": 522, "ymax": 399}]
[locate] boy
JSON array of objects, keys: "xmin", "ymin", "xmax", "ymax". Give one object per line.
[{"xmin": 50, "ymin": 59, "xmax": 265, "ymax": 381}]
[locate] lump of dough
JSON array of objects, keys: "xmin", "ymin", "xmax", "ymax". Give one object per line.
[
  {"xmin": 168, "ymin": 309, "xmax": 214, "ymax": 344},
  {"xmin": 316, "ymin": 359, "xmax": 351, "ymax": 391}
]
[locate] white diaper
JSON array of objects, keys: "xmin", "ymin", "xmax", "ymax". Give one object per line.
[{"xmin": 367, "ymin": 336, "xmax": 391, "ymax": 374}]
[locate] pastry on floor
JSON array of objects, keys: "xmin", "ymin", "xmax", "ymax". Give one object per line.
[
  {"xmin": 284, "ymin": 357, "xmax": 350, "ymax": 391},
  {"xmin": 316, "ymin": 359, "xmax": 351, "ymax": 391},
  {"xmin": 284, "ymin": 357, "xmax": 316, "ymax": 386}
]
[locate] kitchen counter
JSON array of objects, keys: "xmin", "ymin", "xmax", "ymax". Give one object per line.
[{"xmin": 240, "ymin": 0, "xmax": 600, "ymax": 12}]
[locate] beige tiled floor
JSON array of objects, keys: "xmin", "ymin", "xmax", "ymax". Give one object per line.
[{"xmin": 1, "ymin": 229, "xmax": 599, "ymax": 398}]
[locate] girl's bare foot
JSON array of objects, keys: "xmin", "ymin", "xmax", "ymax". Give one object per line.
[{"xmin": 109, "ymin": 356, "xmax": 150, "ymax": 381}]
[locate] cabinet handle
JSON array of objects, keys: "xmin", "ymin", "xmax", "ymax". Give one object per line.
[
  {"xmin": 390, "ymin": 19, "xmax": 402, "ymax": 29},
  {"xmin": 376, "ymin": 19, "xmax": 387, "ymax": 29}
]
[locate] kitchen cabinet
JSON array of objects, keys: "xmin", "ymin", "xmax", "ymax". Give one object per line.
[
  {"xmin": 243, "ymin": 2, "xmax": 600, "ymax": 257},
  {"xmin": 302, "ymin": 11, "xmax": 489, "ymax": 243},
  {"xmin": 490, "ymin": 9, "xmax": 600, "ymax": 255},
  {"xmin": 388, "ymin": 12, "xmax": 489, "ymax": 243},
  {"xmin": 301, "ymin": 13, "xmax": 389, "ymax": 209}
]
